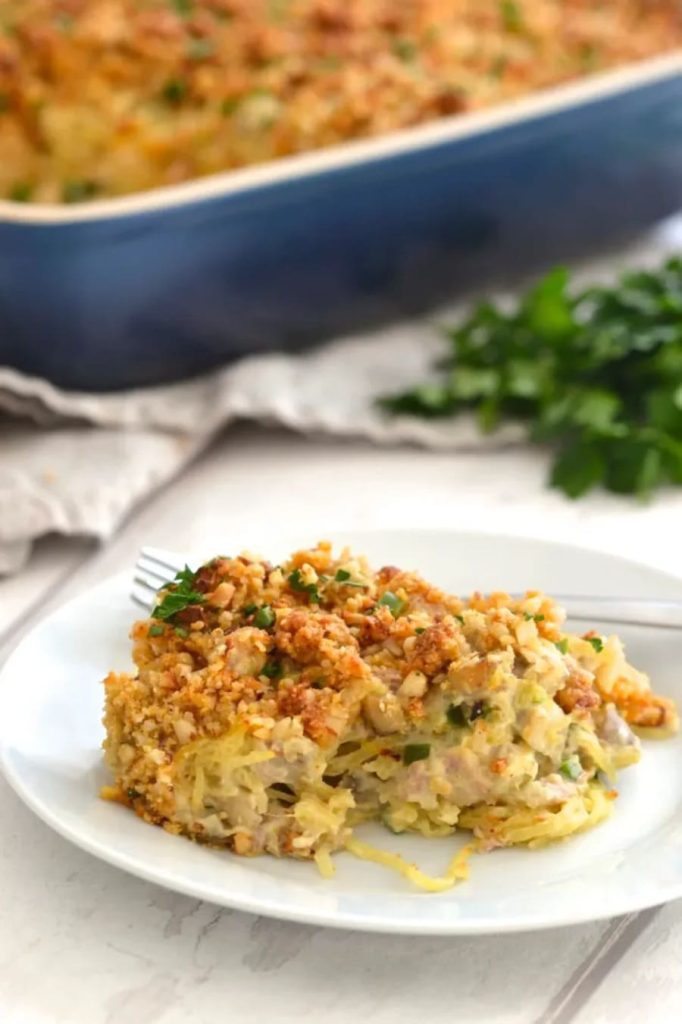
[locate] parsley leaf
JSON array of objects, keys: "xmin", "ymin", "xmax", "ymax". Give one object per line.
[
  {"xmin": 380, "ymin": 257, "xmax": 682, "ymax": 500},
  {"xmin": 559, "ymin": 756, "xmax": 582, "ymax": 781},
  {"xmin": 392, "ymin": 38, "xmax": 417, "ymax": 62},
  {"xmin": 551, "ymin": 442, "xmax": 606, "ymax": 499},
  {"xmin": 403, "ymin": 743, "xmax": 431, "ymax": 765},
  {"xmin": 555, "ymin": 638, "xmax": 569, "ymax": 655},
  {"xmin": 161, "ymin": 78, "xmax": 188, "ymax": 104},
  {"xmin": 170, "ymin": 0, "xmax": 193, "ymax": 15},
  {"xmin": 221, "ymin": 96, "xmax": 241, "ymax": 116},
  {"xmin": 254, "ymin": 605, "xmax": 276, "ymax": 629},
  {"xmin": 446, "ymin": 704, "xmax": 467, "ymax": 727},
  {"xmin": 151, "ymin": 565, "xmax": 204, "ymax": 622},
  {"xmin": 9, "ymin": 181, "xmax": 32, "ymax": 202},
  {"xmin": 62, "ymin": 179, "xmax": 99, "ymax": 203},
  {"xmin": 175, "ymin": 565, "xmax": 196, "ymax": 585},
  {"xmin": 500, "ymin": 0, "xmax": 523, "ymax": 32},
  {"xmin": 334, "ymin": 568, "xmax": 365, "ymax": 587},
  {"xmin": 377, "ymin": 591, "xmax": 406, "ymax": 617},
  {"xmin": 288, "ymin": 569, "xmax": 320, "ymax": 603},
  {"xmin": 586, "ymin": 636, "xmax": 604, "ymax": 653}
]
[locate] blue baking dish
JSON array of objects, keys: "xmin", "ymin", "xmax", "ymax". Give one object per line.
[{"xmin": 0, "ymin": 54, "xmax": 680, "ymax": 391}]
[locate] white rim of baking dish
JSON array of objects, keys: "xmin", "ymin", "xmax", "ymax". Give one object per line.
[{"xmin": 0, "ymin": 51, "xmax": 679, "ymax": 226}]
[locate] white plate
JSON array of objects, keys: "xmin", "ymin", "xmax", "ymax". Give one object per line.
[{"xmin": 1, "ymin": 530, "xmax": 682, "ymax": 935}]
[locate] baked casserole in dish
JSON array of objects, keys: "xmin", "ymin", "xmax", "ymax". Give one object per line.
[{"xmin": 0, "ymin": 1, "xmax": 680, "ymax": 388}]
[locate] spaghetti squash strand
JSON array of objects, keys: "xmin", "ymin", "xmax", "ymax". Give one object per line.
[
  {"xmin": 459, "ymin": 784, "xmax": 614, "ymax": 847},
  {"xmin": 345, "ymin": 837, "xmax": 471, "ymax": 892}
]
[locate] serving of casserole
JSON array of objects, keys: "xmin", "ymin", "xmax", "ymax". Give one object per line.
[{"xmin": 102, "ymin": 541, "xmax": 678, "ymax": 892}]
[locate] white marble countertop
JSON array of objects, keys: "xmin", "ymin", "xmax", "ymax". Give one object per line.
[{"xmin": 2, "ymin": 426, "xmax": 682, "ymax": 1024}]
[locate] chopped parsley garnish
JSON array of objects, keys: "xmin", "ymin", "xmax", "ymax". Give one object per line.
[
  {"xmin": 152, "ymin": 590, "xmax": 203, "ymax": 620},
  {"xmin": 587, "ymin": 636, "xmax": 604, "ymax": 653},
  {"xmin": 288, "ymin": 569, "xmax": 320, "ymax": 603},
  {"xmin": 380, "ymin": 258, "xmax": 682, "ymax": 500},
  {"xmin": 261, "ymin": 660, "xmax": 282, "ymax": 679},
  {"xmin": 152, "ymin": 566, "xmax": 204, "ymax": 622},
  {"xmin": 221, "ymin": 96, "xmax": 241, "ymax": 116},
  {"xmin": 174, "ymin": 626, "xmax": 190, "ymax": 638},
  {"xmin": 62, "ymin": 180, "xmax": 99, "ymax": 203},
  {"xmin": 579, "ymin": 43, "xmax": 598, "ymax": 71},
  {"xmin": 454, "ymin": 614, "xmax": 465, "ymax": 624},
  {"xmin": 148, "ymin": 624, "xmax": 165, "ymax": 637},
  {"xmin": 392, "ymin": 38, "xmax": 417, "ymax": 62},
  {"xmin": 175, "ymin": 565, "xmax": 197, "ymax": 585},
  {"xmin": 333, "ymin": 568, "xmax": 365, "ymax": 587},
  {"xmin": 500, "ymin": 0, "xmax": 523, "ymax": 31},
  {"xmin": 9, "ymin": 181, "xmax": 32, "ymax": 203},
  {"xmin": 446, "ymin": 704, "xmax": 467, "ymax": 727},
  {"xmin": 559, "ymin": 757, "xmax": 582, "ymax": 781},
  {"xmin": 403, "ymin": 742, "xmax": 431, "ymax": 765},
  {"xmin": 555, "ymin": 638, "xmax": 570, "ymax": 655},
  {"xmin": 524, "ymin": 612, "xmax": 545, "ymax": 622},
  {"xmin": 186, "ymin": 38, "xmax": 215, "ymax": 61},
  {"xmin": 414, "ymin": 627, "xmax": 426, "ymax": 634},
  {"xmin": 126, "ymin": 788, "xmax": 140, "ymax": 800},
  {"xmin": 162, "ymin": 78, "xmax": 188, "ymax": 104},
  {"xmin": 242, "ymin": 603, "xmax": 258, "ymax": 616},
  {"xmin": 254, "ymin": 605, "xmax": 276, "ymax": 629},
  {"xmin": 377, "ymin": 591, "xmax": 406, "ymax": 617},
  {"xmin": 170, "ymin": 0, "xmax": 193, "ymax": 15}
]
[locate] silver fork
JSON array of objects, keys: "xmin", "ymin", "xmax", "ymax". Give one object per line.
[
  {"xmin": 131, "ymin": 547, "xmax": 187, "ymax": 613},
  {"xmin": 131, "ymin": 547, "xmax": 682, "ymax": 629}
]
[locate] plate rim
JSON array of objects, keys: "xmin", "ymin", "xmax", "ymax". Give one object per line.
[{"xmin": 2, "ymin": 527, "xmax": 682, "ymax": 935}]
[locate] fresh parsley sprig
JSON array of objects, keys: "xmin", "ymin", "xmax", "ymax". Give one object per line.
[
  {"xmin": 152, "ymin": 565, "xmax": 204, "ymax": 621},
  {"xmin": 380, "ymin": 258, "xmax": 682, "ymax": 499}
]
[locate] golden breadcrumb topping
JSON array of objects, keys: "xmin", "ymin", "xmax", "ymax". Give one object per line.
[
  {"xmin": 1, "ymin": 0, "xmax": 680, "ymax": 202},
  {"xmin": 102, "ymin": 542, "xmax": 677, "ymax": 887}
]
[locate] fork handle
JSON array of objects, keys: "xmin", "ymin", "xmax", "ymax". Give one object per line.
[{"xmin": 551, "ymin": 596, "xmax": 682, "ymax": 630}]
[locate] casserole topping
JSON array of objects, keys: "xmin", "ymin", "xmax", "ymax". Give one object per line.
[
  {"xmin": 102, "ymin": 541, "xmax": 678, "ymax": 891},
  {"xmin": 1, "ymin": 0, "xmax": 680, "ymax": 202}
]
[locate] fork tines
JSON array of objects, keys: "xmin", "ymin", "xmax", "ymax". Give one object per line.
[{"xmin": 130, "ymin": 547, "xmax": 186, "ymax": 612}]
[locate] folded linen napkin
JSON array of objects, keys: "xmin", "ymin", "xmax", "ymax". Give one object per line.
[{"xmin": 1, "ymin": 215, "xmax": 680, "ymax": 575}]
